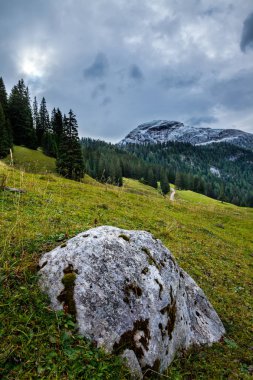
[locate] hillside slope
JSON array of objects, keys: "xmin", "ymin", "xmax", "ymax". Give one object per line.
[
  {"xmin": 0, "ymin": 156, "xmax": 253, "ymax": 379},
  {"xmin": 3, "ymin": 146, "xmax": 56, "ymax": 173}
]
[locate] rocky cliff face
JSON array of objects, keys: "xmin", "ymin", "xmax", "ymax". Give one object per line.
[
  {"xmin": 39, "ymin": 226, "xmax": 225, "ymax": 378},
  {"xmin": 119, "ymin": 120, "xmax": 253, "ymax": 150}
]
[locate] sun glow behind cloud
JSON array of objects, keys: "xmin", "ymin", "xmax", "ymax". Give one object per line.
[{"xmin": 18, "ymin": 47, "xmax": 53, "ymax": 78}]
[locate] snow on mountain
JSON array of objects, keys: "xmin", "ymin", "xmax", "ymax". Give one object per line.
[
  {"xmin": 210, "ymin": 167, "xmax": 221, "ymax": 177},
  {"xmin": 119, "ymin": 120, "xmax": 253, "ymax": 150}
]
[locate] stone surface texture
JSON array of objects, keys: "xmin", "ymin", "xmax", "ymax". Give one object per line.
[{"xmin": 39, "ymin": 226, "xmax": 225, "ymax": 376}]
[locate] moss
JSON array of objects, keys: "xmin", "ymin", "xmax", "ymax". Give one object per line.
[
  {"xmin": 60, "ymin": 243, "xmax": 67, "ymax": 248},
  {"xmin": 142, "ymin": 358, "xmax": 161, "ymax": 377},
  {"xmin": 38, "ymin": 261, "xmax": 47, "ymax": 270},
  {"xmin": 119, "ymin": 234, "xmax": 130, "ymax": 242},
  {"xmin": 160, "ymin": 287, "xmax": 177, "ymax": 340},
  {"xmin": 155, "ymin": 278, "xmax": 163, "ymax": 300},
  {"xmin": 142, "ymin": 267, "xmax": 149, "ymax": 275},
  {"xmin": 179, "ymin": 271, "xmax": 184, "ymax": 278},
  {"xmin": 158, "ymin": 322, "xmax": 166, "ymax": 340},
  {"xmin": 124, "ymin": 283, "xmax": 142, "ymax": 298},
  {"xmin": 141, "ymin": 247, "xmax": 160, "ymax": 270},
  {"xmin": 113, "ymin": 319, "xmax": 150, "ymax": 360},
  {"xmin": 57, "ymin": 265, "xmax": 77, "ymax": 319}
]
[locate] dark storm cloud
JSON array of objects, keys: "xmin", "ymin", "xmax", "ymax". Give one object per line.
[
  {"xmin": 240, "ymin": 12, "xmax": 253, "ymax": 52},
  {"xmin": 202, "ymin": 7, "xmax": 221, "ymax": 17},
  {"xmin": 187, "ymin": 116, "xmax": 218, "ymax": 126},
  {"xmin": 160, "ymin": 73, "xmax": 201, "ymax": 89},
  {"xmin": 211, "ymin": 70, "xmax": 253, "ymax": 111},
  {"xmin": 91, "ymin": 83, "xmax": 107, "ymax": 98},
  {"xmin": 101, "ymin": 96, "xmax": 111, "ymax": 107},
  {"xmin": 129, "ymin": 64, "xmax": 144, "ymax": 81},
  {"xmin": 0, "ymin": 0, "xmax": 252, "ymax": 140},
  {"xmin": 84, "ymin": 53, "xmax": 109, "ymax": 79}
]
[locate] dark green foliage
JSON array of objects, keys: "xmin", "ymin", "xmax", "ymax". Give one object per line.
[
  {"xmin": 175, "ymin": 172, "xmax": 184, "ymax": 190},
  {"xmin": 51, "ymin": 107, "xmax": 63, "ymax": 147},
  {"xmin": 0, "ymin": 77, "xmax": 9, "ymax": 116},
  {"xmin": 8, "ymin": 79, "xmax": 37, "ymax": 149},
  {"xmin": 81, "ymin": 138, "xmax": 163, "ymax": 187},
  {"xmin": 56, "ymin": 110, "xmax": 84, "ymax": 180},
  {"xmin": 37, "ymin": 97, "xmax": 50, "ymax": 146},
  {"xmin": 0, "ymin": 103, "xmax": 9, "ymax": 158},
  {"xmin": 32, "ymin": 96, "xmax": 40, "ymax": 134},
  {"xmin": 81, "ymin": 139, "xmax": 124, "ymax": 186},
  {"xmin": 123, "ymin": 142, "xmax": 253, "ymax": 207},
  {"xmin": 0, "ymin": 77, "xmax": 12, "ymax": 156},
  {"xmin": 160, "ymin": 171, "xmax": 170, "ymax": 195},
  {"xmin": 146, "ymin": 167, "xmax": 157, "ymax": 188},
  {"xmin": 80, "ymin": 139, "xmax": 253, "ymax": 207},
  {"xmin": 42, "ymin": 132, "xmax": 58, "ymax": 157}
]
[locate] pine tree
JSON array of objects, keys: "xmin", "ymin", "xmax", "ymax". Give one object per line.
[
  {"xmin": 0, "ymin": 103, "xmax": 9, "ymax": 158},
  {"xmin": 42, "ymin": 132, "xmax": 57, "ymax": 157},
  {"xmin": 51, "ymin": 107, "xmax": 63, "ymax": 147},
  {"xmin": 56, "ymin": 110, "xmax": 84, "ymax": 180},
  {"xmin": 146, "ymin": 167, "xmax": 157, "ymax": 188},
  {"xmin": 0, "ymin": 77, "xmax": 13, "ymax": 151},
  {"xmin": 160, "ymin": 172, "xmax": 170, "ymax": 195},
  {"xmin": 37, "ymin": 97, "xmax": 50, "ymax": 146},
  {"xmin": 9, "ymin": 79, "xmax": 37, "ymax": 149},
  {"xmin": 175, "ymin": 172, "xmax": 184, "ymax": 189},
  {"xmin": 0, "ymin": 77, "xmax": 8, "ymax": 116},
  {"xmin": 33, "ymin": 97, "xmax": 40, "ymax": 132}
]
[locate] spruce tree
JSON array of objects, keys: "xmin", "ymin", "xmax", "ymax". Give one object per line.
[
  {"xmin": 42, "ymin": 132, "xmax": 58, "ymax": 157},
  {"xmin": 9, "ymin": 79, "xmax": 37, "ymax": 149},
  {"xmin": 51, "ymin": 107, "xmax": 63, "ymax": 147},
  {"xmin": 56, "ymin": 110, "xmax": 84, "ymax": 180},
  {"xmin": 33, "ymin": 97, "xmax": 40, "ymax": 132},
  {"xmin": 146, "ymin": 167, "xmax": 157, "ymax": 188},
  {"xmin": 0, "ymin": 77, "xmax": 12, "ymax": 151},
  {"xmin": 0, "ymin": 103, "xmax": 9, "ymax": 158},
  {"xmin": 160, "ymin": 172, "xmax": 170, "ymax": 195},
  {"xmin": 37, "ymin": 97, "xmax": 50, "ymax": 146},
  {"xmin": 175, "ymin": 172, "xmax": 185, "ymax": 190},
  {"xmin": 0, "ymin": 77, "xmax": 8, "ymax": 116}
]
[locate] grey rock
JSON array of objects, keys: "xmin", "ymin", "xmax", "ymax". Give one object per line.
[
  {"xmin": 122, "ymin": 349, "xmax": 143, "ymax": 379},
  {"xmin": 39, "ymin": 226, "xmax": 225, "ymax": 377}
]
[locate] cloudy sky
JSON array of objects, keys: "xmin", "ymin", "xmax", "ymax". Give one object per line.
[{"xmin": 1, "ymin": 0, "xmax": 253, "ymax": 141}]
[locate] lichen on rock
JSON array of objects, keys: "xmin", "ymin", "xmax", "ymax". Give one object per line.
[{"xmin": 39, "ymin": 226, "xmax": 225, "ymax": 378}]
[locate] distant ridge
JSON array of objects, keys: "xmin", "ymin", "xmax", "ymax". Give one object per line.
[{"xmin": 119, "ymin": 120, "xmax": 253, "ymax": 150}]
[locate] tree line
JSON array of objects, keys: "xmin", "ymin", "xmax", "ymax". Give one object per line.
[
  {"xmin": 80, "ymin": 138, "xmax": 253, "ymax": 207},
  {"xmin": 124, "ymin": 141, "xmax": 253, "ymax": 207},
  {"xmin": 0, "ymin": 77, "xmax": 84, "ymax": 180},
  {"xmin": 81, "ymin": 138, "xmax": 171, "ymax": 195},
  {"xmin": 1, "ymin": 75, "xmax": 252, "ymax": 206}
]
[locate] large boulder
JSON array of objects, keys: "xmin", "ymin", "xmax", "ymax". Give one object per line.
[{"xmin": 39, "ymin": 226, "xmax": 225, "ymax": 378}]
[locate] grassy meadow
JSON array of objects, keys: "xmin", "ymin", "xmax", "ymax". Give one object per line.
[{"xmin": 0, "ymin": 148, "xmax": 253, "ymax": 379}]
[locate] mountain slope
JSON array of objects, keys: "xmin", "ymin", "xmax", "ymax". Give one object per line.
[
  {"xmin": 120, "ymin": 120, "xmax": 253, "ymax": 150},
  {"xmin": 3, "ymin": 146, "xmax": 56, "ymax": 173}
]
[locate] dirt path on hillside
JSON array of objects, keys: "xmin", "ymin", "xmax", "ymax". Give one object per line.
[{"xmin": 170, "ymin": 187, "xmax": 176, "ymax": 201}]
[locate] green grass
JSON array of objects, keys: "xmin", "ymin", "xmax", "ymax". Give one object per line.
[
  {"xmin": 3, "ymin": 146, "xmax": 56, "ymax": 173},
  {"xmin": 1, "ymin": 149, "xmax": 253, "ymax": 379}
]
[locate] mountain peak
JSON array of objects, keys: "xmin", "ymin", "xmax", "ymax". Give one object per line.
[{"xmin": 119, "ymin": 120, "xmax": 253, "ymax": 150}]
